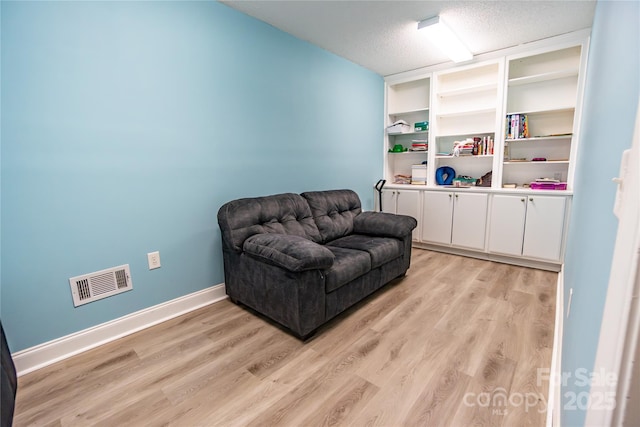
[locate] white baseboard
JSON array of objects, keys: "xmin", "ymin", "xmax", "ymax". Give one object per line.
[
  {"xmin": 13, "ymin": 284, "xmax": 227, "ymax": 376},
  {"xmin": 547, "ymin": 268, "xmax": 564, "ymax": 427}
]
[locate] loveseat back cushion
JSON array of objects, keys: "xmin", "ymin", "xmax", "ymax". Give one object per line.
[
  {"xmin": 301, "ymin": 189, "xmax": 362, "ymax": 243},
  {"xmin": 218, "ymin": 193, "xmax": 322, "ymax": 252}
]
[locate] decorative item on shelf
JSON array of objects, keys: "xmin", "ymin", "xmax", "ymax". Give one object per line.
[
  {"xmin": 476, "ymin": 171, "xmax": 492, "ymax": 187},
  {"xmin": 452, "ymin": 175, "xmax": 476, "ymax": 187},
  {"xmin": 452, "ymin": 139, "xmax": 474, "ymax": 156},
  {"xmin": 387, "ymin": 120, "xmax": 411, "ymax": 134},
  {"xmin": 451, "ymin": 137, "xmax": 492, "ymax": 156},
  {"xmin": 503, "ymin": 183, "xmax": 518, "ymax": 188},
  {"xmin": 532, "ymin": 157, "xmax": 547, "ymax": 161},
  {"xmin": 389, "ymin": 144, "xmax": 408, "ymax": 153},
  {"xmin": 435, "ymin": 166, "xmax": 456, "ymax": 185},
  {"xmin": 414, "ymin": 121, "xmax": 429, "ymax": 132},
  {"xmin": 393, "ymin": 174, "xmax": 411, "ymax": 184}
]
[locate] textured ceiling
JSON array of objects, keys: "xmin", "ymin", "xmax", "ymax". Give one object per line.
[{"xmin": 220, "ymin": 0, "xmax": 596, "ymax": 76}]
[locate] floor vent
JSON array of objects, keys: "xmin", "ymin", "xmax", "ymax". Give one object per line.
[{"xmin": 69, "ymin": 264, "xmax": 133, "ymax": 307}]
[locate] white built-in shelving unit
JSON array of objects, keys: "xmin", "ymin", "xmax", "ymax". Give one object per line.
[{"xmin": 379, "ymin": 30, "xmax": 590, "ymax": 270}]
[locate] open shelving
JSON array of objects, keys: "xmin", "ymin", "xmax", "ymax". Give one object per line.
[
  {"xmin": 431, "ymin": 60, "xmax": 503, "ymax": 185},
  {"xmin": 383, "ymin": 36, "xmax": 587, "ymax": 192},
  {"xmin": 501, "ymin": 44, "xmax": 583, "ymax": 188},
  {"xmin": 385, "ymin": 77, "xmax": 431, "ymax": 184}
]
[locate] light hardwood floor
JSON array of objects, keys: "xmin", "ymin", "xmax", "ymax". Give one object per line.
[{"xmin": 14, "ymin": 249, "xmax": 557, "ymax": 426}]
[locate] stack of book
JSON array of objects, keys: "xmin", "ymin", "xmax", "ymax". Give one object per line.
[
  {"xmin": 410, "ymin": 139, "xmax": 428, "ymax": 151},
  {"xmin": 505, "ymin": 114, "xmax": 529, "ymax": 139},
  {"xmin": 530, "ymin": 178, "xmax": 567, "ymax": 190}
]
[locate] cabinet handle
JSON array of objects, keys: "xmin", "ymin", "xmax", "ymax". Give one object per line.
[
  {"xmin": 448, "ymin": 194, "xmax": 452, "ymax": 199},
  {"xmin": 455, "ymin": 194, "xmax": 459, "ymax": 198},
  {"xmin": 520, "ymin": 198, "xmax": 525, "ymax": 202},
  {"xmin": 529, "ymin": 197, "xmax": 534, "ymax": 202}
]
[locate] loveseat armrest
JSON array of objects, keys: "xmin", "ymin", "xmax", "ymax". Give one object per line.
[
  {"xmin": 243, "ymin": 234, "xmax": 335, "ymax": 272},
  {"xmin": 353, "ymin": 211, "xmax": 417, "ymax": 238}
]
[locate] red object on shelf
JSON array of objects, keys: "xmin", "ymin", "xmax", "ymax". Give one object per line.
[{"xmin": 530, "ymin": 182, "xmax": 567, "ymax": 190}]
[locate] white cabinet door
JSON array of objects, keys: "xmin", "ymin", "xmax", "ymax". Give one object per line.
[
  {"xmin": 381, "ymin": 190, "xmax": 396, "ymax": 214},
  {"xmin": 396, "ymin": 190, "xmax": 421, "ymax": 241},
  {"xmin": 380, "ymin": 189, "xmax": 421, "ymax": 241},
  {"xmin": 488, "ymin": 194, "xmax": 528, "ymax": 256},
  {"xmin": 451, "ymin": 193, "xmax": 489, "ymax": 250},
  {"xmin": 422, "ymin": 191, "xmax": 454, "ymax": 245},
  {"xmin": 522, "ymin": 195, "xmax": 566, "ymax": 261}
]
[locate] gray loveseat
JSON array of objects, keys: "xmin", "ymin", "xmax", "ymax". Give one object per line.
[{"xmin": 217, "ymin": 189, "xmax": 417, "ymax": 339}]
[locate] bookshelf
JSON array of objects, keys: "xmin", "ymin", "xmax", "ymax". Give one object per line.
[
  {"xmin": 502, "ymin": 45, "xmax": 583, "ymax": 188},
  {"xmin": 430, "ymin": 60, "xmax": 503, "ymax": 187}
]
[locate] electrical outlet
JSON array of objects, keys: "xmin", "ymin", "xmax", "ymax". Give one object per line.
[{"xmin": 147, "ymin": 251, "xmax": 161, "ymax": 270}]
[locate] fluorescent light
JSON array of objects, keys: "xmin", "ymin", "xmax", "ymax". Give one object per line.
[{"xmin": 418, "ymin": 16, "xmax": 473, "ymax": 63}]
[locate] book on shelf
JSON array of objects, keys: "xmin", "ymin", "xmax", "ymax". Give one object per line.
[{"xmin": 505, "ymin": 114, "xmax": 530, "ymax": 139}]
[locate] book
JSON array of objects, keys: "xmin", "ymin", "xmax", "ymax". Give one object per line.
[{"xmin": 522, "ymin": 114, "xmax": 529, "ymax": 138}]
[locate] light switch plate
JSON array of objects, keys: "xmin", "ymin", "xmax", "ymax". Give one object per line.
[{"xmin": 147, "ymin": 251, "xmax": 161, "ymax": 270}]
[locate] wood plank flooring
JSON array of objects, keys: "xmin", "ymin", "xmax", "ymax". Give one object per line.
[{"xmin": 13, "ymin": 249, "xmax": 557, "ymax": 426}]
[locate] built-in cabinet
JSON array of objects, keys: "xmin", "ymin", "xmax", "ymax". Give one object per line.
[
  {"xmin": 381, "ymin": 189, "xmax": 421, "ymax": 241},
  {"xmin": 422, "ymin": 191, "xmax": 488, "ymax": 250},
  {"xmin": 487, "ymin": 194, "xmax": 566, "ymax": 261},
  {"xmin": 380, "ymin": 31, "xmax": 588, "ymax": 270},
  {"xmin": 376, "ymin": 186, "xmax": 570, "ymax": 270}
]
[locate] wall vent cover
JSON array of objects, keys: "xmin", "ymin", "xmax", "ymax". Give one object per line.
[{"xmin": 69, "ymin": 264, "xmax": 133, "ymax": 307}]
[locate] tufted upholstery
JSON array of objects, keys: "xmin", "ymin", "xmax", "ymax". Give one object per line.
[
  {"xmin": 217, "ymin": 189, "xmax": 416, "ymax": 339},
  {"xmin": 301, "ymin": 189, "xmax": 362, "ymax": 243},
  {"xmin": 217, "ymin": 193, "xmax": 321, "ymax": 252}
]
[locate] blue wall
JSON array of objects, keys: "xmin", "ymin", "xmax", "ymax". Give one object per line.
[
  {"xmin": 561, "ymin": 1, "xmax": 640, "ymax": 426},
  {"xmin": 0, "ymin": 1, "xmax": 383, "ymax": 351}
]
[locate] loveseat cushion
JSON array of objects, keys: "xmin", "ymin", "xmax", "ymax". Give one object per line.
[
  {"xmin": 324, "ymin": 247, "xmax": 372, "ymax": 293},
  {"xmin": 218, "ymin": 193, "xmax": 322, "ymax": 252},
  {"xmin": 244, "ymin": 234, "xmax": 334, "ymax": 272},
  {"xmin": 353, "ymin": 211, "xmax": 417, "ymax": 238},
  {"xmin": 301, "ymin": 190, "xmax": 362, "ymax": 243},
  {"xmin": 327, "ymin": 234, "xmax": 404, "ymax": 269}
]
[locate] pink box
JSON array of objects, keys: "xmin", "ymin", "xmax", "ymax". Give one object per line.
[{"xmin": 530, "ymin": 182, "xmax": 567, "ymax": 190}]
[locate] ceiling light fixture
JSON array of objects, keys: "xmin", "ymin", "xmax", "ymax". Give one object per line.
[{"xmin": 418, "ymin": 16, "xmax": 473, "ymax": 63}]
